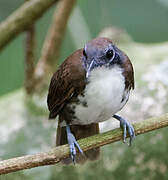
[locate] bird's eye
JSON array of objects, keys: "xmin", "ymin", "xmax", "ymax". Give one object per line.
[
  {"xmin": 83, "ymin": 49, "xmax": 87, "ymax": 58},
  {"xmin": 106, "ymin": 49, "xmax": 114, "ymax": 59}
]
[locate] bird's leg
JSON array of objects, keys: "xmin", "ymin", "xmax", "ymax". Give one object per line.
[
  {"xmin": 66, "ymin": 124, "xmax": 83, "ymax": 163},
  {"xmin": 113, "ymin": 114, "xmax": 135, "ymax": 146}
]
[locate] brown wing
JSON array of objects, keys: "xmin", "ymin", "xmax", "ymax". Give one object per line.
[
  {"xmin": 47, "ymin": 49, "xmax": 86, "ymax": 119},
  {"xmin": 124, "ymin": 56, "xmax": 135, "ymax": 90},
  {"xmin": 121, "ymin": 52, "xmax": 134, "ymax": 90}
]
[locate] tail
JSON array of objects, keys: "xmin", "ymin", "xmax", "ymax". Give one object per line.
[{"xmin": 56, "ymin": 118, "xmax": 100, "ymax": 164}]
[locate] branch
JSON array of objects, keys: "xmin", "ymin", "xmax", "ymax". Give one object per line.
[
  {"xmin": 33, "ymin": 0, "xmax": 76, "ymax": 93},
  {"xmin": 0, "ymin": 0, "xmax": 58, "ymax": 51},
  {"xmin": 0, "ymin": 113, "xmax": 168, "ymax": 175},
  {"xmin": 24, "ymin": 24, "xmax": 36, "ymax": 94},
  {"xmin": 24, "ymin": 0, "xmax": 36, "ymax": 94}
]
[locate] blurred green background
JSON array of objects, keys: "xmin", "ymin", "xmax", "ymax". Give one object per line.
[
  {"xmin": 0, "ymin": 0, "xmax": 168, "ymax": 96},
  {"xmin": 0, "ymin": 0, "xmax": 168, "ymax": 180}
]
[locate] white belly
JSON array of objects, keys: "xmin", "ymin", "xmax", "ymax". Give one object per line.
[{"xmin": 71, "ymin": 65, "xmax": 129, "ymax": 125}]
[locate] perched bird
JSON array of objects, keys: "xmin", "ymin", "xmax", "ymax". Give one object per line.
[{"xmin": 47, "ymin": 37, "xmax": 135, "ymax": 164}]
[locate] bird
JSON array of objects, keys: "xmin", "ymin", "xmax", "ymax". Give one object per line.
[{"xmin": 47, "ymin": 37, "xmax": 135, "ymax": 164}]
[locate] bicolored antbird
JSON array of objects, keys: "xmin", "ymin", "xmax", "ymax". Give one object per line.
[{"xmin": 47, "ymin": 37, "xmax": 135, "ymax": 164}]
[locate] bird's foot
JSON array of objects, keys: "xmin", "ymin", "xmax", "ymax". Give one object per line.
[
  {"xmin": 66, "ymin": 125, "xmax": 83, "ymax": 163},
  {"xmin": 113, "ymin": 114, "xmax": 135, "ymax": 146}
]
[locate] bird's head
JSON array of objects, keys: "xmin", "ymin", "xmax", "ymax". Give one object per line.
[{"xmin": 82, "ymin": 37, "xmax": 129, "ymax": 78}]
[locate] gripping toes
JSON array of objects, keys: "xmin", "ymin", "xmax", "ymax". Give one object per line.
[
  {"xmin": 66, "ymin": 125, "xmax": 83, "ymax": 163},
  {"xmin": 69, "ymin": 141, "xmax": 76, "ymax": 161},
  {"xmin": 120, "ymin": 119, "xmax": 135, "ymax": 146},
  {"xmin": 113, "ymin": 115, "xmax": 135, "ymax": 146},
  {"xmin": 68, "ymin": 133, "xmax": 83, "ymax": 163}
]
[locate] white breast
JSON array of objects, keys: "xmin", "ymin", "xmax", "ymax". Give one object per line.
[{"xmin": 71, "ymin": 65, "xmax": 129, "ymax": 125}]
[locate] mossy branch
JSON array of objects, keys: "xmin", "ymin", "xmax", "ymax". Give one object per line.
[
  {"xmin": 0, "ymin": 0, "xmax": 58, "ymax": 51},
  {"xmin": 0, "ymin": 113, "xmax": 168, "ymax": 175}
]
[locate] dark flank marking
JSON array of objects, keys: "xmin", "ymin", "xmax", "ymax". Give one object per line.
[
  {"xmin": 121, "ymin": 96, "xmax": 125, "ymax": 103},
  {"xmin": 81, "ymin": 92, "xmax": 85, "ymax": 97},
  {"xmin": 71, "ymin": 105, "xmax": 76, "ymax": 110},
  {"xmin": 82, "ymin": 100, "xmax": 88, "ymax": 107}
]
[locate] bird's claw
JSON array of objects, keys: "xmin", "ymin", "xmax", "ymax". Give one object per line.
[
  {"xmin": 113, "ymin": 115, "xmax": 135, "ymax": 146},
  {"xmin": 120, "ymin": 118, "xmax": 135, "ymax": 146},
  {"xmin": 67, "ymin": 131, "xmax": 83, "ymax": 164}
]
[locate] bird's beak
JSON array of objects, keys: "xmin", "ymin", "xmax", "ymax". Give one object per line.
[{"xmin": 86, "ymin": 59, "xmax": 95, "ymax": 78}]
